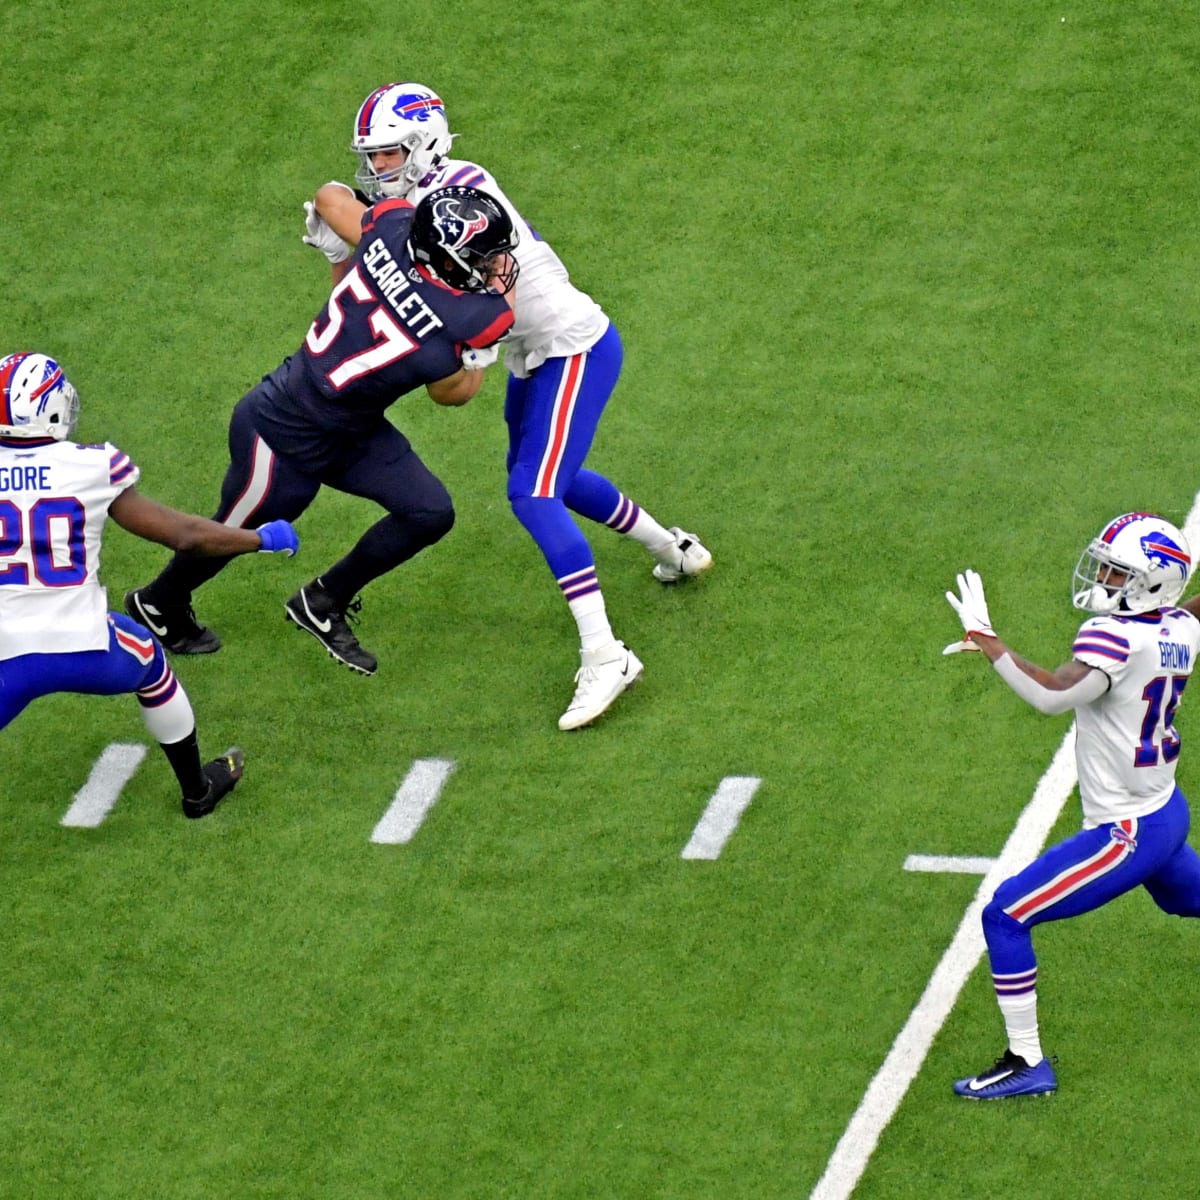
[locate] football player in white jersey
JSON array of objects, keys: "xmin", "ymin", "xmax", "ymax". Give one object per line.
[
  {"xmin": 300, "ymin": 82, "xmax": 714, "ymax": 730},
  {"xmin": 943, "ymin": 512, "xmax": 1200, "ymax": 1098},
  {"xmin": 0, "ymin": 353, "xmax": 300, "ymax": 817}
]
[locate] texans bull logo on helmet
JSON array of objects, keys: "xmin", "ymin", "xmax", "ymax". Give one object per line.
[{"xmin": 429, "ymin": 195, "xmax": 491, "ymax": 253}]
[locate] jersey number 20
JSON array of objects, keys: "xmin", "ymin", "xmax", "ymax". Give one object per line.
[{"xmin": 0, "ymin": 497, "xmax": 87, "ymax": 586}]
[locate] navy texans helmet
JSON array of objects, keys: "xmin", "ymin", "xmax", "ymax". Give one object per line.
[
  {"xmin": 408, "ymin": 186, "xmax": 520, "ymax": 294},
  {"xmin": 1072, "ymin": 512, "xmax": 1192, "ymax": 614},
  {"xmin": 0, "ymin": 352, "xmax": 79, "ymax": 440}
]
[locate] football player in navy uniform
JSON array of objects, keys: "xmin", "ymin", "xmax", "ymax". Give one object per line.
[
  {"xmin": 0, "ymin": 352, "xmax": 300, "ymax": 816},
  {"xmin": 127, "ymin": 185, "xmax": 517, "ymax": 676},
  {"xmin": 944, "ymin": 513, "xmax": 1200, "ymax": 1098},
  {"xmin": 300, "ymin": 83, "xmax": 713, "ymax": 729}
]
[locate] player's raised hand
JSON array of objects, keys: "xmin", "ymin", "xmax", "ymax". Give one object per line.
[
  {"xmin": 945, "ymin": 568, "xmax": 996, "ymax": 649},
  {"xmin": 302, "ymin": 201, "xmax": 350, "ymax": 265},
  {"xmin": 256, "ymin": 519, "xmax": 300, "ymax": 557}
]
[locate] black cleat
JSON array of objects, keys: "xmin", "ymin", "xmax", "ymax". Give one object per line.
[
  {"xmin": 125, "ymin": 587, "xmax": 221, "ymax": 655},
  {"xmin": 183, "ymin": 746, "xmax": 245, "ymax": 819},
  {"xmin": 284, "ymin": 579, "xmax": 378, "ymax": 675}
]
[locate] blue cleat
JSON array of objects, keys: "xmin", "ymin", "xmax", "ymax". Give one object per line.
[{"xmin": 953, "ymin": 1049, "xmax": 1058, "ymax": 1100}]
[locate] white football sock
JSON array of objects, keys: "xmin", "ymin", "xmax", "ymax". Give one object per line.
[
  {"xmin": 998, "ymin": 991, "xmax": 1043, "ymax": 1064},
  {"xmin": 139, "ymin": 681, "xmax": 196, "ymax": 744},
  {"xmin": 623, "ymin": 510, "xmax": 674, "ymax": 555},
  {"xmin": 568, "ymin": 591, "xmax": 615, "ymax": 652}
]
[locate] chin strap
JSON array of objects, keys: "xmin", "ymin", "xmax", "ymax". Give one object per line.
[{"xmin": 1075, "ymin": 584, "xmax": 1122, "ymax": 614}]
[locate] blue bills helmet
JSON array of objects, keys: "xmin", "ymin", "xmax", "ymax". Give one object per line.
[
  {"xmin": 0, "ymin": 352, "xmax": 79, "ymax": 440},
  {"xmin": 408, "ymin": 186, "xmax": 520, "ymax": 294},
  {"xmin": 351, "ymin": 82, "xmax": 455, "ymax": 200},
  {"xmin": 1073, "ymin": 512, "xmax": 1192, "ymax": 614}
]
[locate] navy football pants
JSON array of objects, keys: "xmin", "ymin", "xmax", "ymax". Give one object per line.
[{"xmin": 147, "ymin": 392, "xmax": 454, "ymax": 608}]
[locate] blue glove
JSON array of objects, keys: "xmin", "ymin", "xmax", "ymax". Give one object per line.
[{"xmin": 256, "ymin": 519, "xmax": 299, "ymax": 557}]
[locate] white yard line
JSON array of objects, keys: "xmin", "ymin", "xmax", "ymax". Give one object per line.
[
  {"xmin": 903, "ymin": 855, "xmax": 996, "ymax": 875},
  {"xmin": 61, "ymin": 742, "xmax": 147, "ymax": 828},
  {"xmin": 370, "ymin": 758, "xmax": 456, "ymax": 844},
  {"xmin": 811, "ymin": 490, "xmax": 1200, "ymax": 1200},
  {"xmin": 681, "ymin": 776, "xmax": 762, "ymax": 860},
  {"xmin": 809, "ymin": 731, "xmax": 1078, "ymax": 1200}
]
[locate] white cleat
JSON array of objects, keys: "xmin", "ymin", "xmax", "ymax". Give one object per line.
[
  {"xmin": 652, "ymin": 527, "xmax": 713, "ymax": 583},
  {"xmin": 558, "ymin": 641, "xmax": 644, "ymax": 731}
]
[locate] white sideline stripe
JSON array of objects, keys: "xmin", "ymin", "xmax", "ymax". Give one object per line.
[
  {"xmin": 809, "ymin": 730, "xmax": 1078, "ymax": 1200},
  {"xmin": 61, "ymin": 742, "xmax": 147, "ymax": 828},
  {"xmin": 810, "ymin": 483, "xmax": 1200, "ymax": 1200},
  {"xmin": 370, "ymin": 758, "xmax": 456, "ymax": 844},
  {"xmin": 681, "ymin": 776, "xmax": 761, "ymax": 859},
  {"xmin": 904, "ymin": 854, "xmax": 996, "ymax": 875}
]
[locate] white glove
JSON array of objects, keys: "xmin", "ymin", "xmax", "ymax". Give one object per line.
[
  {"xmin": 461, "ymin": 343, "xmax": 501, "ymax": 371},
  {"xmin": 942, "ymin": 639, "xmax": 982, "ymax": 655},
  {"xmin": 302, "ymin": 201, "xmax": 350, "ymax": 264},
  {"xmin": 945, "ymin": 569, "xmax": 996, "ymax": 651}
]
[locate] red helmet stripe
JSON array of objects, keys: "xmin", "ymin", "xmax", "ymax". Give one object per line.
[
  {"xmin": 397, "ymin": 96, "xmax": 444, "ymax": 116},
  {"xmin": 28, "ymin": 364, "xmax": 62, "ymax": 404},
  {"xmin": 1100, "ymin": 512, "xmax": 1153, "ymax": 543},
  {"xmin": 0, "ymin": 353, "xmax": 26, "ymax": 425},
  {"xmin": 1154, "ymin": 542, "xmax": 1191, "ymax": 565},
  {"xmin": 356, "ymin": 84, "xmax": 397, "ymax": 137}
]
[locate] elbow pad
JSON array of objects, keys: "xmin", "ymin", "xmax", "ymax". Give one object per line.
[{"xmin": 993, "ymin": 654, "xmax": 1108, "ymax": 714}]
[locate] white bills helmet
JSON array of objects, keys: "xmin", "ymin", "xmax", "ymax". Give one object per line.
[
  {"xmin": 1072, "ymin": 512, "xmax": 1192, "ymax": 614},
  {"xmin": 0, "ymin": 352, "xmax": 79, "ymax": 440},
  {"xmin": 351, "ymin": 82, "xmax": 455, "ymax": 200}
]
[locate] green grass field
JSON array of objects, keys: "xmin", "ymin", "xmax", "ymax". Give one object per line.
[{"xmin": 4, "ymin": 2, "xmax": 1200, "ymax": 1197}]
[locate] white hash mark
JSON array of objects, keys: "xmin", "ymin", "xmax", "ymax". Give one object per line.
[
  {"xmin": 371, "ymin": 758, "xmax": 456, "ymax": 845},
  {"xmin": 681, "ymin": 776, "xmax": 761, "ymax": 860},
  {"xmin": 61, "ymin": 742, "xmax": 148, "ymax": 828}
]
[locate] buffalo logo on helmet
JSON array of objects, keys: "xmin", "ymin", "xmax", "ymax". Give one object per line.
[
  {"xmin": 1, "ymin": 352, "xmax": 62, "ymax": 422},
  {"xmin": 390, "ymin": 90, "xmax": 445, "ymax": 123},
  {"xmin": 1141, "ymin": 531, "xmax": 1191, "ymax": 576},
  {"xmin": 0, "ymin": 351, "xmax": 79, "ymax": 440}
]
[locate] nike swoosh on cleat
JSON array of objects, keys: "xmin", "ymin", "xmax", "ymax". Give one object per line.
[
  {"xmin": 302, "ymin": 592, "xmax": 332, "ymax": 634},
  {"xmin": 968, "ymin": 1069, "xmax": 1015, "ymax": 1091},
  {"xmin": 137, "ymin": 601, "xmax": 169, "ymax": 639}
]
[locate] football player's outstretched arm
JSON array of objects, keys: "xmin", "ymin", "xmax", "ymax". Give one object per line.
[
  {"xmin": 108, "ymin": 488, "xmax": 298, "ymax": 557},
  {"xmin": 315, "ymin": 182, "xmax": 368, "ymax": 246},
  {"xmin": 945, "ymin": 570, "xmax": 1107, "ymax": 713}
]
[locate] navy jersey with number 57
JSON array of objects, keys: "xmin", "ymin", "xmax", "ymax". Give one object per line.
[{"xmin": 257, "ymin": 198, "xmax": 513, "ymax": 452}]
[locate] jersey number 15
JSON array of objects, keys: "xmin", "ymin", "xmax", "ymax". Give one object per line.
[{"xmin": 1137, "ymin": 674, "xmax": 1188, "ymax": 767}]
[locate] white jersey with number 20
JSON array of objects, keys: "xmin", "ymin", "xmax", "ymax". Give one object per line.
[{"xmin": 0, "ymin": 439, "xmax": 139, "ymax": 661}]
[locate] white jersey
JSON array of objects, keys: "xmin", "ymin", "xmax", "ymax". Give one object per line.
[
  {"xmin": 409, "ymin": 159, "xmax": 609, "ymax": 378},
  {"xmin": 0, "ymin": 439, "xmax": 139, "ymax": 660},
  {"xmin": 1071, "ymin": 607, "xmax": 1200, "ymax": 827}
]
